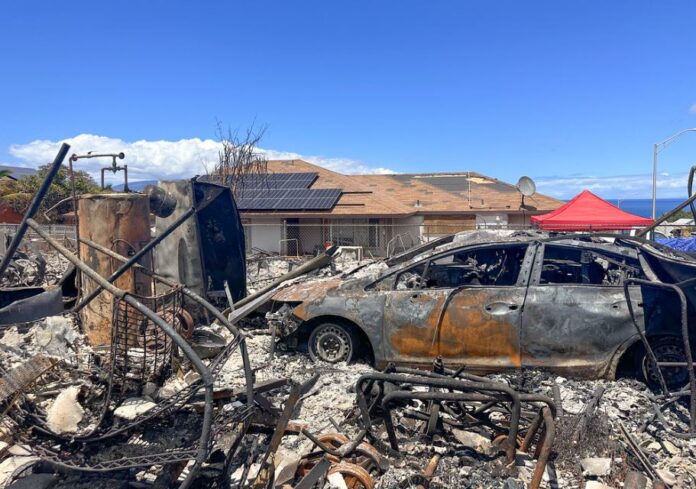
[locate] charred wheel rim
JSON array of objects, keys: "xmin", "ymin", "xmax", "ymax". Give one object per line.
[
  {"xmin": 312, "ymin": 325, "xmax": 352, "ymax": 363},
  {"xmin": 644, "ymin": 342, "xmax": 689, "ymax": 389}
]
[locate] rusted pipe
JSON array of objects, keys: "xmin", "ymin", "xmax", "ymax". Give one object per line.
[
  {"xmin": 529, "ymin": 406, "xmax": 555, "ymax": 489},
  {"xmin": 221, "ymin": 245, "xmax": 338, "ymax": 315},
  {"xmin": 418, "ymin": 454, "xmax": 440, "ymax": 489}
]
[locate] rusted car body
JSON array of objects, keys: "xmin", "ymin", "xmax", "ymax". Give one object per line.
[{"xmin": 272, "ymin": 231, "xmax": 696, "ymax": 381}]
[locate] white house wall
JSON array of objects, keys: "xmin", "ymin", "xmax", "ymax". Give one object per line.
[{"xmin": 246, "ymin": 218, "xmax": 282, "ymax": 254}]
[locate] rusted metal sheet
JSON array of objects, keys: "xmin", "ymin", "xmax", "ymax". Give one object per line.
[
  {"xmin": 439, "ymin": 287, "xmax": 524, "ymax": 367},
  {"xmin": 78, "ymin": 193, "xmax": 152, "ymax": 347}
]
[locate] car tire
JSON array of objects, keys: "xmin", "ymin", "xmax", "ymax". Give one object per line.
[
  {"xmin": 308, "ymin": 322, "xmax": 355, "ymax": 364},
  {"xmin": 640, "ymin": 336, "xmax": 691, "ymax": 390}
]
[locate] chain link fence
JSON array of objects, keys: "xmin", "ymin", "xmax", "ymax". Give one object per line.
[
  {"xmin": 2, "ymin": 220, "xmax": 666, "ymax": 263},
  {"xmin": 243, "ymin": 221, "xmax": 535, "ymax": 258},
  {"xmin": 0, "ymin": 224, "xmax": 76, "ymax": 254}
]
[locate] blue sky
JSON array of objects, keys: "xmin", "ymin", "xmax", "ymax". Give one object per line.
[{"xmin": 2, "ymin": 1, "xmax": 696, "ymax": 198}]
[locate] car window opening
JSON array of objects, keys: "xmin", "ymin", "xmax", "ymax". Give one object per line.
[
  {"xmin": 540, "ymin": 245, "xmax": 644, "ymax": 286},
  {"xmin": 395, "ymin": 245, "xmax": 528, "ymax": 290}
]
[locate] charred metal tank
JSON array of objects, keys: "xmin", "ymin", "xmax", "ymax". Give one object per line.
[
  {"xmin": 152, "ymin": 179, "xmax": 246, "ymax": 313},
  {"xmin": 78, "ymin": 193, "xmax": 153, "ymax": 346}
]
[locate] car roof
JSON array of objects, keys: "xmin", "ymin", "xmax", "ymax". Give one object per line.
[{"xmin": 383, "ymin": 230, "xmax": 695, "ymax": 276}]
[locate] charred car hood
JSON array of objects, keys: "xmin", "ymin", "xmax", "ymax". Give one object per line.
[{"xmin": 272, "ymin": 275, "xmax": 371, "ymax": 303}]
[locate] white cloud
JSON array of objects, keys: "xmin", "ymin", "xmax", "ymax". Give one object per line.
[
  {"xmin": 535, "ymin": 172, "xmax": 689, "ymax": 199},
  {"xmin": 7, "ymin": 134, "xmax": 394, "ymax": 182},
  {"xmin": 690, "ymin": 103, "xmax": 696, "ymax": 114}
]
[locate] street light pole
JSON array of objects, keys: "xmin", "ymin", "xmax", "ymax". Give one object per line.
[{"xmin": 652, "ymin": 128, "xmax": 696, "ymax": 220}]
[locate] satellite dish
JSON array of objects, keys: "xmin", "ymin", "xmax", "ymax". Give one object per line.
[{"xmin": 516, "ymin": 176, "xmax": 536, "ymax": 197}]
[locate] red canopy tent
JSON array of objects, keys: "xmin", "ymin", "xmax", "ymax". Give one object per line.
[{"xmin": 530, "ymin": 190, "xmax": 653, "ymax": 231}]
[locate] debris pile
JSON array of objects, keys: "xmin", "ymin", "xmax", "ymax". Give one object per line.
[
  {"xmin": 0, "ymin": 247, "xmax": 68, "ymax": 288},
  {"xmin": 4, "ymin": 313, "xmax": 696, "ymax": 488}
]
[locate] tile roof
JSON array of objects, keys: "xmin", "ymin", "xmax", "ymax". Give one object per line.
[{"xmin": 239, "ymin": 160, "xmax": 562, "ymax": 218}]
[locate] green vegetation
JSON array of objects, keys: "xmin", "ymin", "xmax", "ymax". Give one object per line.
[{"xmin": 0, "ymin": 164, "xmax": 103, "ymax": 222}]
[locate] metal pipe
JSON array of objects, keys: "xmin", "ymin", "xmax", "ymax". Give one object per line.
[
  {"xmin": 0, "ymin": 143, "xmax": 70, "ymax": 279},
  {"xmin": 529, "ymin": 407, "xmax": 555, "ymax": 489},
  {"xmin": 78, "ymin": 236, "xmax": 255, "ymax": 406},
  {"xmin": 624, "ymin": 277, "xmax": 696, "ymax": 434},
  {"xmin": 652, "ymin": 143, "xmax": 658, "ymax": 221},
  {"xmin": 26, "ymin": 218, "xmax": 214, "ymax": 489},
  {"xmin": 355, "ymin": 372, "xmax": 521, "ymax": 462}
]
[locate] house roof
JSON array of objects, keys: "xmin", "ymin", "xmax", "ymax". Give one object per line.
[
  {"xmin": 530, "ymin": 189, "xmax": 653, "ymax": 230},
  {"xmin": 239, "ymin": 159, "xmax": 563, "ymax": 218}
]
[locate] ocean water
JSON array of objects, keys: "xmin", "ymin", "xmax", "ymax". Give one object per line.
[{"xmin": 602, "ymin": 198, "xmax": 688, "ymax": 218}]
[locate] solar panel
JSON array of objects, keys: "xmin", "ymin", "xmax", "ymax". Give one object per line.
[
  {"xmin": 236, "ymin": 172, "xmax": 318, "ymax": 190},
  {"xmin": 236, "ymin": 187, "xmax": 341, "ymax": 211}
]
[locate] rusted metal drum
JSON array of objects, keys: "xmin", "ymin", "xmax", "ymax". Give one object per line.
[{"xmin": 78, "ymin": 193, "xmax": 152, "ymax": 347}]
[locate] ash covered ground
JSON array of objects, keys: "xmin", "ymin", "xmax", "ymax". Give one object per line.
[{"xmin": 1, "ymin": 252, "xmax": 695, "ymax": 488}]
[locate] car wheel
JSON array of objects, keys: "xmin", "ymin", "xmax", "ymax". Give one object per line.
[
  {"xmin": 308, "ymin": 322, "xmax": 354, "ymax": 363},
  {"xmin": 640, "ymin": 336, "xmax": 690, "ymax": 390}
]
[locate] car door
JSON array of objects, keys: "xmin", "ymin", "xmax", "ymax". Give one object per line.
[
  {"xmin": 382, "ymin": 242, "xmax": 535, "ymax": 369},
  {"xmin": 381, "ymin": 261, "xmax": 449, "ymax": 365},
  {"xmin": 521, "ymin": 242, "xmax": 645, "ymax": 376}
]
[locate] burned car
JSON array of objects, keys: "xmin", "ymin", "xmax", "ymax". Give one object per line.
[{"xmin": 272, "ymin": 231, "xmax": 696, "ymax": 387}]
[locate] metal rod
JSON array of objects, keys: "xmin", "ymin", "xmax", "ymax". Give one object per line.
[
  {"xmin": 652, "ymin": 128, "xmax": 696, "ymax": 222},
  {"xmin": 78, "ymin": 236, "xmax": 256, "ymax": 406},
  {"xmin": 652, "ymin": 143, "xmax": 658, "ymax": 221},
  {"xmin": 27, "ymin": 218, "xmax": 214, "ymax": 489},
  {"xmin": 0, "ymin": 143, "xmax": 70, "ymax": 279}
]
